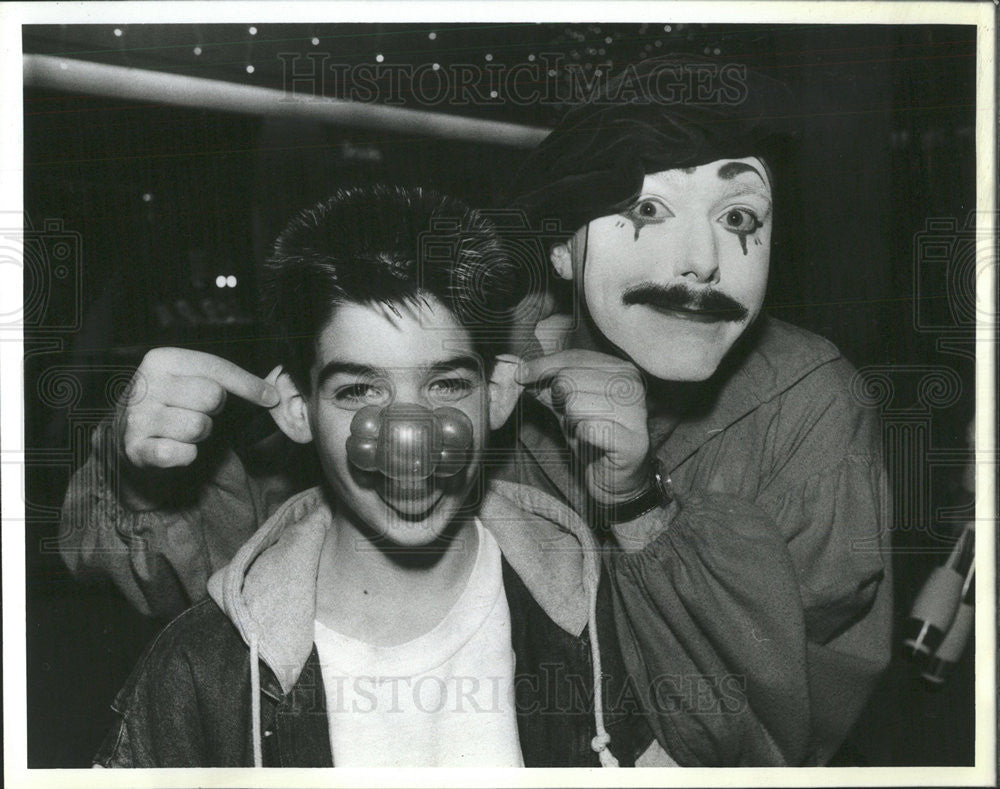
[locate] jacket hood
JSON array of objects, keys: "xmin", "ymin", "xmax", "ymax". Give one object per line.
[{"xmin": 207, "ymin": 480, "xmax": 601, "ymax": 696}]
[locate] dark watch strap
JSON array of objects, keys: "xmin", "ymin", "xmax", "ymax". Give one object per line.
[{"xmin": 594, "ymin": 460, "xmax": 673, "ymax": 526}]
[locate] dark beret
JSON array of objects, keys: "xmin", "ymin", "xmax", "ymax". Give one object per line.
[{"xmin": 508, "ymin": 55, "xmax": 797, "ymax": 235}]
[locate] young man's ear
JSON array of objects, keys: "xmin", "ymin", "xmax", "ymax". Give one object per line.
[
  {"xmin": 266, "ymin": 366, "xmax": 313, "ymax": 444},
  {"xmin": 487, "ymin": 355, "xmax": 523, "ymax": 430}
]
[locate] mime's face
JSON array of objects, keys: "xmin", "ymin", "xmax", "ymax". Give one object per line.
[{"xmin": 553, "ymin": 157, "xmax": 772, "ymax": 381}]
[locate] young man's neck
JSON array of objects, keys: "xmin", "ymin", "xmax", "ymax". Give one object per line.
[{"xmin": 315, "ymin": 505, "xmax": 480, "ymax": 646}]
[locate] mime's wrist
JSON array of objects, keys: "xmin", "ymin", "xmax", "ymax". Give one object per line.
[
  {"xmin": 591, "ymin": 459, "xmax": 672, "ymax": 526},
  {"xmin": 589, "ymin": 466, "xmax": 653, "ymax": 506}
]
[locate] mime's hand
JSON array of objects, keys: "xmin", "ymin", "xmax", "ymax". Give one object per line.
[
  {"xmin": 117, "ymin": 347, "xmax": 280, "ymax": 470},
  {"xmin": 516, "ymin": 349, "xmax": 650, "ymax": 506}
]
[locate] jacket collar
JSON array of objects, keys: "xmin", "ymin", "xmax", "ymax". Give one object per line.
[
  {"xmin": 519, "ymin": 315, "xmax": 842, "ymax": 478},
  {"xmin": 207, "ymin": 481, "xmax": 597, "ymax": 695}
]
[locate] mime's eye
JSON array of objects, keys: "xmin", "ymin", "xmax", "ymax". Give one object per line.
[
  {"xmin": 718, "ymin": 207, "xmax": 763, "ymax": 235},
  {"xmin": 625, "ymin": 197, "xmax": 672, "ymax": 223}
]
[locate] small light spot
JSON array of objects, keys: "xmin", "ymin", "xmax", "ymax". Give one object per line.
[
  {"xmin": 547, "ymin": 69, "xmax": 557, "ymax": 77},
  {"xmin": 432, "ymin": 63, "xmax": 440, "ymax": 71},
  {"xmin": 113, "ymin": 28, "xmax": 122, "ymax": 37},
  {"xmin": 311, "ymin": 37, "xmax": 320, "ymax": 46},
  {"xmin": 215, "ymin": 276, "xmax": 226, "ymax": 288},
  {"xmin": 246, "ymin": 64, "xmax": 255, "ymax": 74},
  {"xmin": 713, "ymin": 47, "xmax": 721, "ymax": 55},
  {"xmin": 226, "ymin": 275, "xmax": 237, "ymax": 288},
  {"xmin": 604, "ymin": 36, "xmax": 613, "ymax": 44},
  {"xmin": 142, "ymin": 193, "xmax": 153, "ymax": 202},
  {"xmin": 375, "ymin": 54, "xmax": 384, "ymax": 63},
  {"xmin": 193, "ymin": 46, "xmax": 203, "ymax": 56},
  {"xmin": 484, "ymin": 53, "xmax": 493, "ymax": 61},
  {"xmin": 664, "ymin": 24, "xmax": 672, "ymax": 32},
  {"xmin": 527, "ymin": 53, "xmax": 535, "ymax": 62},
  {"xmin": 489, "ymin": 90, "xmax": 498, "ymax": 98},
  {"xmin": 428, "ymin": 32, "xmax": 437, "ymax": 40},
  {"xmin": 248, "ymin": 26, "xmax": 257, "ymax": 36},
  {"xmin": 654, "ymin": 40, "xmax": 662, "ymax": 47}
]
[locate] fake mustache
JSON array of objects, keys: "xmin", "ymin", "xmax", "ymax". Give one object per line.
[{"xmin": 621, "ymin": 283, "xmax": 749, "ymax": 322}]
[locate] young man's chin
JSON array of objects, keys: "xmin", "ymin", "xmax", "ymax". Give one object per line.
[
  {"xmin": 376, "ymin": 478, "xmax": 442, "ymax": 514},
  {"xmin": 374, "ymin": 510, "xmax": 460, "ymax": 550}
]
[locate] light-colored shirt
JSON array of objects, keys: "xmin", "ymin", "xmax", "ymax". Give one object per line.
[{"xmin": 313, "ymin": 520, "xmax": 523, "ymax": 767}]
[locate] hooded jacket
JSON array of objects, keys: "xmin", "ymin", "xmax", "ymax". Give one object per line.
[{"xmin": 94, "ymin": 481, "xmax": 657, "ymax": 768}]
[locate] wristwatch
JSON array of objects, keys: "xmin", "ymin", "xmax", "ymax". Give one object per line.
[{"xmin": 594, "ymin": 458, "xmax": 673, "ymax": 526}]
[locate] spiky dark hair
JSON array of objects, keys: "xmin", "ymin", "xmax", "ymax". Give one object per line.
[{"xmin": 261, "ymin": 185, "xmax": 520, "ymax": 392}]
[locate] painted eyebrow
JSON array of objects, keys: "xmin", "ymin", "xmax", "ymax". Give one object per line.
[{"xmin": 717, "ymin": 161, "xmax": 766, "ymax": 184}]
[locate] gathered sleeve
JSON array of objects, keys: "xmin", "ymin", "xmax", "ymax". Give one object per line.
[
  {"xmin": 58, "ymin": 417, "xmax": 299, "ymax": 617},
  {"xmin": 605, "ymin": 370, "xmax": 892, "ymax": 766}
]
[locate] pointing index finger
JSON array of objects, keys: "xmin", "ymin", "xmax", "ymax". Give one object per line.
[
  {"xmin": 164, "ymin": 349, "xmax": 279, "ymax": 407},
  {"xmin": 515, "ymin": 349, "xmax": 613, "ymax": 386}
]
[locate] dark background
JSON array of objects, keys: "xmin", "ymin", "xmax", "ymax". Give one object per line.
[{"xmin": 23, "ymin": 22, "xmax": 978, "ymax": 767}]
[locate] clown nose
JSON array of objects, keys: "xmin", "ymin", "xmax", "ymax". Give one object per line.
[{"xmin": 346, "ymin": 403, "xmax": 474, "ymax": 482}]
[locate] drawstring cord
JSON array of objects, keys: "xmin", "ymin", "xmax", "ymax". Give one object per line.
[
  {"xmin": 250, "ymin": 634, "xmax": 263, "ymax": 768},
  {"xmin": 582, "ymin": 549, "xmax": 619, "ymax": 768}
]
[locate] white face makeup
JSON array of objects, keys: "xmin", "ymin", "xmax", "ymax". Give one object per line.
[{"xmin": 555, "ymin": 156, "xmax": 773, "ymax": 381}]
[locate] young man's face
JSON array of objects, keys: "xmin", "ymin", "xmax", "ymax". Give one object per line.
[
  {"xmin": 553, "ymin": 156, "xmax": 772, "ymax": 381},
  {"xmin": 286, "ymin": 296, "xmax": 515, "ymax": 547}
]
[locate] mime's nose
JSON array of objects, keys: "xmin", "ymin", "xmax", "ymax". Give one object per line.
[{"xmin": 672, "ymin": 221, "xmax": 720, "ymax": 285}]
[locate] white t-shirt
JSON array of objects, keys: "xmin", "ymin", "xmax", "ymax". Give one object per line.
[{"xmin": 313, "ymin": 521, "xmax": 524, "ymax": 767}]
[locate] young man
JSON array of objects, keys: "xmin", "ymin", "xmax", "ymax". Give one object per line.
[
  {"xmin": 92, "ymin": 186, "xmax": 647, "ymax": 768},
  {"xmin": 63, "ymin": 58, "xmax": 891, "ymax": 766}
]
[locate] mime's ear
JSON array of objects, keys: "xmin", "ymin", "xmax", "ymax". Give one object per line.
[
  {"xmin": 549, "ymin": 242, "xmax": 574, "ymax": 281},
  {"xmin": 267, "ymin": 366, "xmax": 313, "ymax": 444},
  {"xmin": 487, "ymin": 355, "xmax": 523, "ymax": 431}
]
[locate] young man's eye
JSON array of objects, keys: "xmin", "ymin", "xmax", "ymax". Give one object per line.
[
  {"xmin": 332, "ymin": 383, "xmax": 392, "ymax": 407},
  {"xmin": 426, "ymin": 377, "xmax": 474, "ymax": 403},
  {"xmin": 718, "ymin": 207, "xmax": 763, "ymax": 235},
  {"xmin": 624, "ymin": 197, "xmax": 673, "ymax": 224}
]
